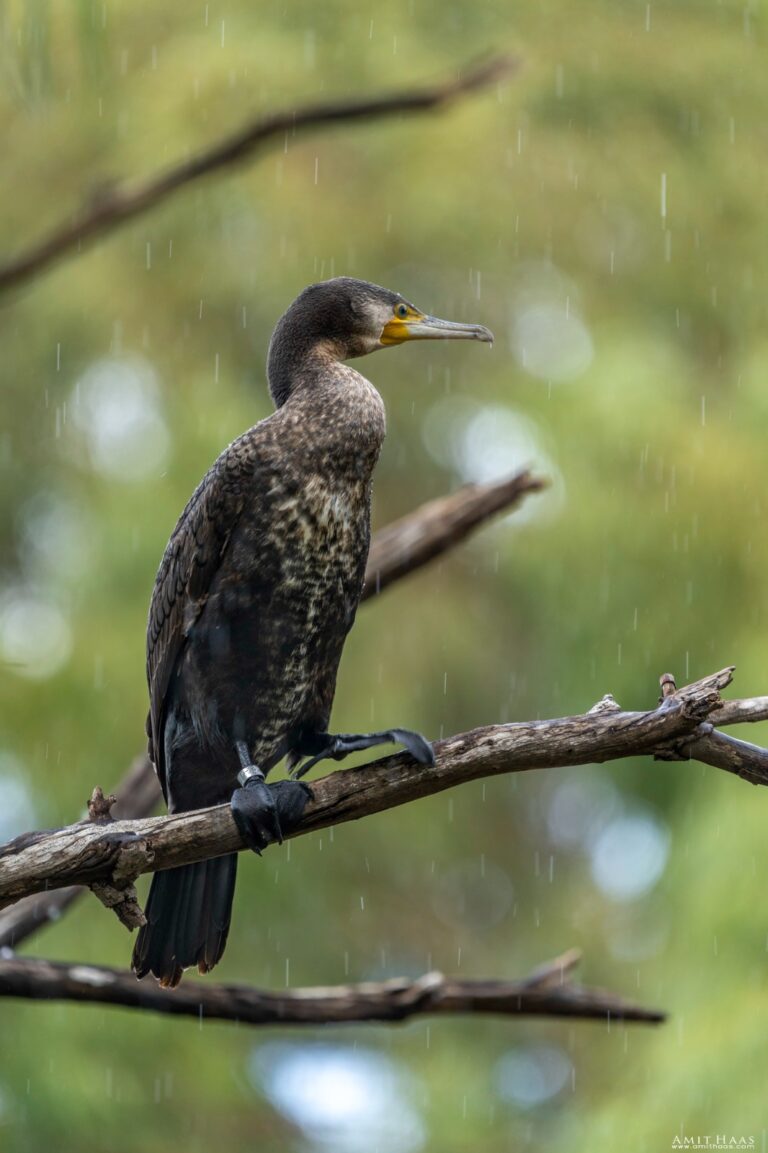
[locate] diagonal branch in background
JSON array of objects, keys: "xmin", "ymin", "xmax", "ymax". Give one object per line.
[
  {"xmin": 0, "ymin": 469, "xmax": 543, "ymax": 950},
  {"xmin": 364, "ymin": 470, "xmax": 546, "ymax": 597},
  {"xmin": 0, "ymin": 55, "xmax": 516, "ymax": 297},
  {"xmin": 0, "ymin": 950, "xmax": 664, "ymax": 1026},
  {"xmin": 2, "ymin": 666, "xmax": 767, "ymax": 914}
]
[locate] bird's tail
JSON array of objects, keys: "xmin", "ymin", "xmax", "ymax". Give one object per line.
[{"xmin": 131, "ymin": 855, "xmax": 238, "ymax": 988}]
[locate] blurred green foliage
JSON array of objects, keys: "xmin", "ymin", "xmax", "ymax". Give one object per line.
[{"xmin": 0, "ymin": 1, "xmax": 766, "ymax": 1150}]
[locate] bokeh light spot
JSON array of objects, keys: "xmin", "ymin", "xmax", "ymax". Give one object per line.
[
  {"xmin": 18, "ymin": 491, "xmax": 93, "ymax": 585},
  {"xmin": 0, "ymin": 753, "xmax": 37, "ymax": 840},
  {"xmin": 590, "ymin": 811, "xmax": 670, "ymax": 901},
  {"xmin": 546, "ymin": 771, "xmax": 621, "ymax": 850},
  {"xmin": 248, "ymin": 1043, "xmax": 425, "ymax": 1153},
  {"xmin": 0, "ymin": 590, "xmax": 72, "ymax": 680},
  {"xmin": 510, "ymin": 305, "xmax": 593, "ymax": 383},
  {"xmin": 422, "ymin": 398, "xmax": 564, "ymax": 525},
  {"xmin": 68, "ymin": 357, "xmax": 170, "ymax": 482},
  {"xmin": 495, "ymin": 1043, "xmax": 573, "ymax": 1108}
]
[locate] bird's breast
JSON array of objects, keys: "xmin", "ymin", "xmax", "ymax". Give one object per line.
[
  {"xmin": 276, "ymin": 474, "xmax": 365, "ymax": 545},
  {"xmin": 270, "ymin": 474, "xmax": 370, "ymax": 616}
]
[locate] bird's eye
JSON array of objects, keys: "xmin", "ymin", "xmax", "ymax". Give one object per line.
[{"xmin": 396, "ymin": 304, "xmax": 408, "ymax": 319}]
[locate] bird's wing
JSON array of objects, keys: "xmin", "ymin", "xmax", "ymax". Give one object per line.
[{"xmin": 146, "ymin": 432, "xmax": 263, "ymax": 796}]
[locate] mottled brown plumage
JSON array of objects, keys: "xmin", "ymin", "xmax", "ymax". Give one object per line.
[{"xmin": 132, "ymin": 277, "xmax": 492, "ymax": 987}]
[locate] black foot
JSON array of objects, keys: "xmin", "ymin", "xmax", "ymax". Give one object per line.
[
  {"xmin": 291, "ymin": 727, "xmax": 434, "ymax": 780},
  {"xmin": 231, "ymin": 774, "xmax": 281, "ymax": 855},
  {"xmin": 231, "ymin": 742, "xmax": 282, "ymax": 855},
  {"xmin": 270, "ymin": 780, "xmax": 313, "ymax": 834}
]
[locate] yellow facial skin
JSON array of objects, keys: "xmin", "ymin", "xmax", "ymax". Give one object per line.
[
  {"xmin": 380, "ymin": 303, "xmax": 494, "ymax": 346},
  {"xmin": 379, "ymin": 303, "xmax": 424, "ymax": 345}
]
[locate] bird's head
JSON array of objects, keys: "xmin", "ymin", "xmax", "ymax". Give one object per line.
[{"xmin": 267, "ymin": 277, "xmax": 493, "ymax": 406}]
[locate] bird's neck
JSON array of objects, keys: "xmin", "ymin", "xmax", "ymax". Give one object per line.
[
  {"xmin": 267, "ymin": 340, "xmax": 344, "ymax": 408},
  {"xmin": 268, "ymin": 342, "xmax": 386, "ymax": 479},
  {"xmin": 267, "ymin": 300, "xmax": 346, "ymax": 409}
]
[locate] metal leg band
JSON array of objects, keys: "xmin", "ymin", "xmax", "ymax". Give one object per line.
[{"xmin": 237, "ymin": 765, "xmax": 266, "ymax": 787}]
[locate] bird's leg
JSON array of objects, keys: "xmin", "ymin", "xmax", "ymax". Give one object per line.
[
  {"xmin": 230, "ymin": 742, "xmax": 312, "ymax": 853},
  {"xmin": 290, "ymin": 727, "xmax": 435, "ymax": 780},
  {"xmin": 230, "ymin": 742, "xmax": 283, "ymax": 855}
]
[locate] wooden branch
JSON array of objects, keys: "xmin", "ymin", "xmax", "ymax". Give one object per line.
[
  {"xmin": 653, "ymin": 672, "xmax": 768, "ymax": 785},
  {"xmin": 0, "ymin": 950, "xmax": 664, "ymax": 1025},
  {"xmin": 0, "ymin": 55, "xmax": 516, "ymax": 297},
  {"xmin": 0, "ymin": 755, "xmax": 158, "ymax": 950},
  {"xmin": 660, "ymin": 725, "xmax": 768, "ymax": 785},
  {"xmin": 0, "ymin": 471, "xmax": 543, "ymax": 949},
  {"xmin": 364, "ymin": 470, "xmax": 546, "ymax": 597},
  {"xmin": 709, "ymin": 695, "xmax": 768, "ymax": 726},
  {"xmin": 4, "ymin": 666, "xmax": 765, "ymax": 913}
]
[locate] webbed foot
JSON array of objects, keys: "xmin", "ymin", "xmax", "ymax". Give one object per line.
[
  {"xmin": 231, "ymin": 765, "xmax": 282, "ymax": 855},
  {"xmin": 231, "ymin": 743, "xmax": 313, "ymax": 852},
  {"xmin": 269, "ymin": 779, "xmax": 313, "ymax": 833},
  {"xmin": 291, "ymin": 727, "xmax": 434, "ymax": 779}
]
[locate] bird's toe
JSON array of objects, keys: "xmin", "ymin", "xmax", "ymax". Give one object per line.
[
  {"xmin": 391, "ymin": 728, "xmax": 435, "ymax": 766},
  {"xmin": 270, "ymin": 780, "xmax": 313, "ymax": 834}
]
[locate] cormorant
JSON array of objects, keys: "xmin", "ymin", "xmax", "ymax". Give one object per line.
[{"xmin": 131, "ymin": 277, "xmax": 493, "ymax": 987}]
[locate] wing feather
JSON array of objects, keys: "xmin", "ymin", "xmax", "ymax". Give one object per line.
[{"xmin": 145, "ymin": 433, "xmax": 262, "ymax": 795}]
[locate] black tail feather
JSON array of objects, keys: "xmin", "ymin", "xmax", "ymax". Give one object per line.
[{"xmin": 132, "ymin": 855, "xmax": 238, "ymax": 987}]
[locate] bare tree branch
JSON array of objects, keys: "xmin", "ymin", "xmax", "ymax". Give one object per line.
[
  {"xmin": 653, "ymin": 672, "xmax": 768, "ymax": 785},
  {"xmin": 660, "ymin": 725, "xmax": 768, "ymax": 784},
  {"xmin": 0, "ymin": 470, "xmax": 543, "ymax": 949},
  {"xmin": 4, "ymin": 666, "xmax": 766, "ymax": 915},
  {"xmin": 0, "ymin": 55, "xmax": 516, "ymax": 297},
  {"xmin": 0, "ymin": 950, "xmax": 664, "ymax": 1025},
  {"xmin": 708, "ymin": 696, "xmax": 768, "ymax": 726},
  {"xmin": 0, "ymin": 887, "xmax": 81, "ymax": 951},
  {"xmin": 0, "ymin": 757, "xmax": 156, "ymax": 951}
]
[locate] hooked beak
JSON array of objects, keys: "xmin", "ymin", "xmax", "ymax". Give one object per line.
[{"xmin": 380, "ymin": 313, "xmax": 494, "ymax": 346}]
